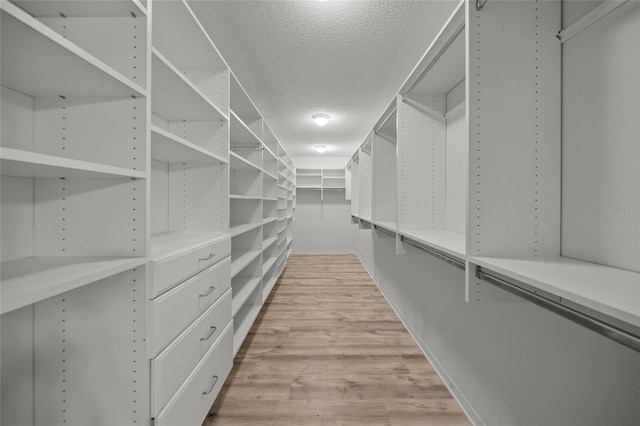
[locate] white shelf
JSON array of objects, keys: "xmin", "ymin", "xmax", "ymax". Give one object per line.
[
  {"xmin": 231, "ymin": 275, "xmax": 262, "ymax": 317},
  {"xmin": 151, "ymin": 49, "xmax": 226, "ymax": 122},
  {"xmin": 150, "ymin": 231, "xmax": 228, "ymax": 259},
  {"xmin": 400, "ymin": 230, "xmax": 465, "ymax": 262},
  {"xmin": 374, "ymin": 221, "xmax": 397, "ymax": 233},
  {"xmin": 233, "ymin": 302, "xmax": 260, "ymax": 356},
  {"xmin": 263, "ymin": 237, "xmax": 278, "ymax": 251},
  {"xmin": 231, "ymin": 249, "xmax": 262, "ymax": 278},
  {"xmin": 1, "ymin": 256, "xmax": 146, "ymax": 314},
  {"xmin": 12, "ymin": 0, "xmax": 147, "ymax": 17},
  {"xmin": 0, "ymin": 147, "xmax": 146, "ymax": 179},
  {"xmin": 230, "ymin": 222, "xmax": 262, "ymax": 237},
  {"xmin": 229, "ymin": 195, "xmax": 262, "ymax": 201},
  {"xmin": 263, "ymin": 197, "xmax": 278, "ymax": 201},
  {"xmin": 1, "ymin": 2, "xmax": 145, "ymax": 98},
  {"xmin": 230, "ymin": 110, "xmax": 261, "ymax": 146},
  {"xmin": 150, "ymin": 126, "xmax": 227, "ymax": 164},
  {"xmin": 262, "ymin": 274, "xmax": 278, "ymax": 300},
  {"xmin": 263, "ymin": 256, "xmax": 278, "ymax": 276},
  {"xmin": 263, "ymin": 170, "xmax": 278, "ymax": 180},
  {"xmin": 286, "ymin": 238, "xmax": 293, "ymax": 248},
  {"xmin": 230, "ymin": 152, "xmax": 262, "ymax": 172},
  {"xmin": 470, "ymin": 256, "xmax": 640, "ymax": 334},
  {"xmin": 263, "ymin": 218, "xmax": 277, "ymax": 225},
  {"xmin": 297, "ymin": 186, "xmax": 322, "ymax": 190}
]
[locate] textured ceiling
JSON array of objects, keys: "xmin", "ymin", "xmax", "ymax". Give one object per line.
[{"xmin": 188, "ymin": 0, "xmax": 458, "ymax": 163}]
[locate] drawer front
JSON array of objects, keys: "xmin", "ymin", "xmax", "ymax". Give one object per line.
[
  {"xmin": 150, "ymin": 237, "xmax": 230, "ymax": 298},
  {"xmin": 154, "ymin": 322, "xmax": 233, "ymax": 426},
  {"xmin": 150, "ymin": 257, "xmax": 230, "ymax": 357},
  {"xmin": 151, "ymin": 289, "xmax": 232, "ymax": 416}
]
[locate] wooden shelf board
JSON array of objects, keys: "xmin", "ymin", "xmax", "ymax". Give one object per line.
[
  {"xmin": 150, "ymin": 231, "xmax": 228, "ymax": 259},
  {"xmin": 1, "ymin": 2, "xmax": 145, "ymax": 98},
  {"xmin": 470, "ymin": 256, "xmax": 640, "ymax": 334},
  {"xmin": 230, "ymin": 222, "xmax": 262, "ymax": 237},
  {"xmin": 151, "ymin": 49, "xmax": 226, "ymax": 122},
  {"xmin": 1, "ymin": 256, "xmax": 146, "ymax": 314},
  {"xmin": 0, "ymin": 147, "xmax": 146, "ymax": 179},
  {"xmin": 400, "ymin": 229, "xmax": 465, "ymax": 261},
  {"xmin": 231, "ymin": 275, "xmax": 262, "ymax": 317},
  {"xmin": 150, "ymin": 126, "xmax": 226, "ymax": 164},
  {"xmin": 231, "ymin": 249, "xmax": 262, "ymax": 278}
]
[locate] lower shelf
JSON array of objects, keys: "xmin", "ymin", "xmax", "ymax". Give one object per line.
[
  {"xmin": 233, "ymin": 301, "xmax": 261, "ymax": 356},
  {"xmin": 399, "ymin": 229, "xmax": 466, "ymax": 262},
  {"xmin": 1, "ymin": 256, "xmax": 146, "ymax": 314},
  {"xmin": 231, "ymin": 249, "xmax": 262, "ymax": 278},
  {"xmin": 470, "ymin": 255, "xmax": 640, "ymax": 337},
  {"xmin": 231, "ymin": 275, "xmax": 262, "ymax": 316}
]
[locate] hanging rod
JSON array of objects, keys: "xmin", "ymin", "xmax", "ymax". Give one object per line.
[
  {"xmin": 373, "ymin": 224, "xmax": 395, "ymax": 237},
  {"xmin": 476, "ymin": 0, "xmax": 489, "ymax": 11},
  {"xmin": 400, "ymin": 235, "xmax": 465, "ymax": 271},
  {"xmin": 557, "ymin": 0, "xmax": 629, "ymax": 44},
  {"xmin": 475, "ymin": 267, "xmax": 640, "ymax": 353}
]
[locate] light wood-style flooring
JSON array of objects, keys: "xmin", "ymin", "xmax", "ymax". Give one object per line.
[{"xmin": 204, "ymin": 254, "xmax": 469, "ymax": 426}]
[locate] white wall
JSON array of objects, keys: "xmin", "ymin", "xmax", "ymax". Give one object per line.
[
  {"xmin": 355, "ymin": 226, "xmax": 640, "ymax": 426},
  {"xmin": 292, "ymin": 189, "xmax": 355, "ymax": 253}
]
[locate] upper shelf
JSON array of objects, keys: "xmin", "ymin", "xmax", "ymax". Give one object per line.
[
  {"xmin": 230, "ymin": 110, "xmax": 262, "ymax": 147},
  {"xmin": 1, "ymin": 2, "xmax": 145, "ymax": 98},
  {"xmin": 231, "ymin": 73, "xmax": 261, "ymax": 128},
  {"xmin": 152, "ymin": 0, "xmax": 226, "ymax": 72},
  {"xmin": 12, "ymin": 0, "xmax": 146, "ymax": 17},
  {"xmin": 0, "ymin": 147, "xmax": 146, "ymax": 180},
  {"xmin": 150, "ymin": 126, "xmax": 227, "ymax": 165},
  {"xmin": 151, "ymin": 49, "xmax": 227, "ymax": 122}
]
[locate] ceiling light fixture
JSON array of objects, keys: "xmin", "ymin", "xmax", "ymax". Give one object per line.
[
  {"xmin": 312, "ymin": 113, "xmax": 330, "ymax": 127},
  {"xmin": 314, "ymin": 145, "xmax": 328, "ymax": 153}
]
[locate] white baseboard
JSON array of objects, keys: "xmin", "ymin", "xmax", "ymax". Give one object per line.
[{"xmin": 355, "ymin": 253, "xmax": 484, "ymax": 426}]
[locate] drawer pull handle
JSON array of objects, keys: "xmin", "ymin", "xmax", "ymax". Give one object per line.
[
  {"xmin": 200, "ymin": 326, "xmax": 217, "ymax": 341},
  {"xmin": 199, "ymin": 286, "xmax": 216, "ymax": 297},
  {"xmin": 203, "ymin": 375, "xmax": 219, "ymax": 395},
  {"xmin": 199, "ymin": 253, "xmax": 215, "ymax": 262}
]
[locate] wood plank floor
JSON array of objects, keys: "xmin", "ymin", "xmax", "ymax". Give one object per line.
[{"xmin": 203, "ymin": 254, "xmax": 469, "ymax": 426}]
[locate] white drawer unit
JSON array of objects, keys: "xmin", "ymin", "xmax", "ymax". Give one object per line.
[
  {"xmin": 154, "ymin": 321, "xmax": 234, "ymax": 426},
  {"xmin": 151, "ymin": 289, "xmax": 232, "ymax": 416},
  {"xmin": 149, "ymin": 236, "xmax": 231, "ymax": 298},
  {"xmin": 150, "ymin": 257, "xmax": 231, "ymax": 357}
]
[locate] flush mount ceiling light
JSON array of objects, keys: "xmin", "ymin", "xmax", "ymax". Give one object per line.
[
  {"xmin": 314, "ymin": 145, "xmax": 328, "ymax": 153},
  {"xmin": 312, "ymin": 113, "xmax": 330, "ymax": 127}
]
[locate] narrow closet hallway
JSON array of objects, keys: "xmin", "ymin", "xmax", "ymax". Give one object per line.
[{"xmin": 204, "ymin": 254, "xmax": 469, "ymax": 426}]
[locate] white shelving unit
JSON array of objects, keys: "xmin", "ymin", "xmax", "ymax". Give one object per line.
[
  {"xmin": 372, "ymin": 101, "xmax": 397, "ymax": 234},
  {"xmin": 297, "ymin": 167, "xmax": 347, "ymax": 200},
  {"xmin": 348, "ymin": 0, "xmax": 640, "ymax": 352},
  {"xmin": 396, "ymin": 3, "xmax": 467, "ymax": 262},
  {"xmin": 2, "ymin": 0, "xmax": 297, "ymax": 424},
  {"xmin": 1, "ymin": 1, "xmax": 149, "ymax": 424}
]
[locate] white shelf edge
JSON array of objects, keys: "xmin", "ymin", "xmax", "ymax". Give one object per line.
[
  {"xmin": 229, "ymin": 194, "xmax": 263, "ymax": 201},
  {"xmin": 0, "ymin": 147, "xmax": 146, "ymax": 179},
  {"xmin": 233, "ymin": 303, "xmax": 261, "ymax": 356},
  {"xmin": 262, "ymin": 256, "xmax": 277, "ymax": 275},
  {"xmin": 230, "ymin": 110, "xmax": 262, "ymax": 145},
  {"xmin": 398, "ymin": 229, "xmax": 466, "ymax": 262},
  {"xmin": 263, "ymin": 237, "xmax": 278, "ymax": 251}
]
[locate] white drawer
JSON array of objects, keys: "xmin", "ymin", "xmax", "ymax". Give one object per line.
[
  {"xmin": 151, "ymin": 289, "xmax": 232, "ymax": 416},
  {"xmin": 154, "ymin": 322, "xmax": 233, "ymax": 426},
  {"xmin": 150, "ymin": 236, "xmax": 230, "ymax": 298},
  {"xmin": 150, "ymin": 258, "xmax": 230, "ymax": 357}
]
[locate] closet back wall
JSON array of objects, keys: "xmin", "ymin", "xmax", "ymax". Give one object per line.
[{"xmin": 292, "ymin": 157, "xmax": 355, "ymax": 253}]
